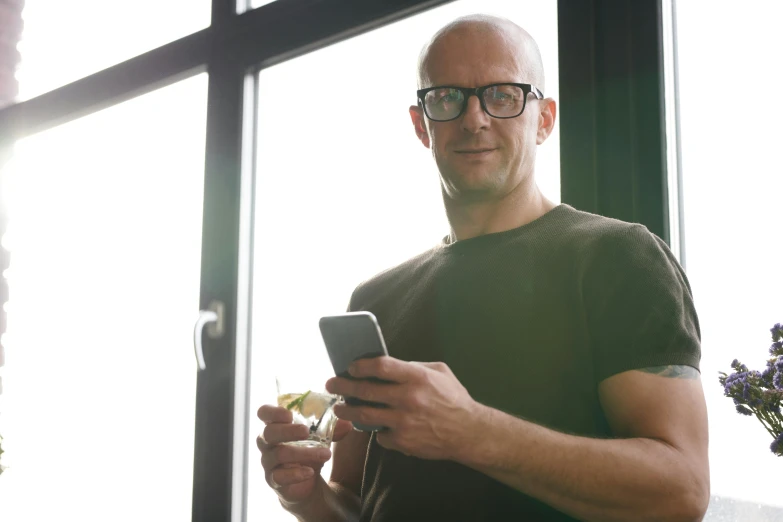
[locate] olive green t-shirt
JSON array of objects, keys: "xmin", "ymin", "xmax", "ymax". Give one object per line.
[{"xmin": 348, "ymin": 204, "xmax": 701, "ymax": 522}]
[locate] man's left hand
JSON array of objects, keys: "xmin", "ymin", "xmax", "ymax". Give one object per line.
[{"xmin": 325, "ymin": 357, "xmax": 481, "ymax": 461}]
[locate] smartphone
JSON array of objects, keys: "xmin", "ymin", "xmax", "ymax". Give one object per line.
[{"xmin": 318, "ymin": 311, "xmax": 390, "ymax": 432}]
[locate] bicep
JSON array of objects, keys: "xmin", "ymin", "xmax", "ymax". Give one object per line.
[
  {"xmin": 330, "ymin": 429, "xmax": 371, "ymax": 497},
  {"xmin": 598, "ymin": 365, "xmax": 709, "ymax": 468}
]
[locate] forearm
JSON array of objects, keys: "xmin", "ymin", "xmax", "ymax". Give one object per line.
[
  {"xmin": 281, "ymin": 476, "xmax": 361, "ymax": 522},
  {"xmin": 459, "ymin": 404, "xmax": 706, "ymax": 522}
]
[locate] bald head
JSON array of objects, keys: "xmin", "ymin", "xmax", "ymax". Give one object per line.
[{"xmin": 417, "ymin": 14, "xmax": 545, "ymax": 93}]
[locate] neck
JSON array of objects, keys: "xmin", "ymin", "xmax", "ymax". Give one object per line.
[{"xmin": 443, "ymin": 182, "xmax": 556, "ymax": 243}]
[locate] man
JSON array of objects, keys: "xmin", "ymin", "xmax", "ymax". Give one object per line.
[{"xmin": 257, "ymin": 14, "xmax": 710, "ymax": 522}]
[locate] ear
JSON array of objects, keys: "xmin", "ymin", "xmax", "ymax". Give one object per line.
[
  {"xmin": 536, "ymin": 98, "xmax": 557, "ymax": 145},
  {"xmin": 409, "ymin": 105, "xmax": 431, "ymax": 149}
]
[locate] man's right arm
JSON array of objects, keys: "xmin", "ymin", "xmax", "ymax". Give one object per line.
[{"xmin": 283, "ymin": 429, "xmax": 370, "ymax": 522}]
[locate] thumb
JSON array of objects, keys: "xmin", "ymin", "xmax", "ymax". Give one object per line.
[{"xmin": 332, "ymin": 419, "xmax": 353, "ymax": 442}]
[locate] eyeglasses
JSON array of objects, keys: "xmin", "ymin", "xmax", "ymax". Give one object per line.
[{"xmin": 416, "ymin": 83, "xmax": 544, "ymax": 122}]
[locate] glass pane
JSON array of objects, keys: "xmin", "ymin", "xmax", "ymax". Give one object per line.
[
  {"xmin": 246, "ymin": 1, "xmax": 559, "ymax": 519},
  {"xmin": 675, "ymin": 0, "xmax": 783, "ymax": 517},
  {"xmin": 16, "ymin": 0, "xmax": 211, "ymax": 100},
  {"xmin": 0, "ymin": 75, "xmax": 208, "ymax": 521}
]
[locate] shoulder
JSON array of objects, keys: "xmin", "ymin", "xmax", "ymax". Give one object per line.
[
  {"xmin": 348, "ymin": 244, "xmax": 443, "ymax": 312},
  {"xmin": 558, "ymin": 205, "xmax": 664, "ymax": 254},
  {"xmin": 558, "ymin": 206, "xmax": 679, "ymax": 278}
]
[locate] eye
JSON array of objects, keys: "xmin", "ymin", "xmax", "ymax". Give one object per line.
[
  {"xmin": 431, "ymin": 88, "xmax": 460, "ymax": 104},
  {"xmin": 484, "ymin": 85, "xmax": 523, "ymax": 106}
]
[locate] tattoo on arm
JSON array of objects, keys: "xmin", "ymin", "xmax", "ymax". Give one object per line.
[{"xmin": 638, "ymin": 365, "xmax": 700, "ymax": 379}]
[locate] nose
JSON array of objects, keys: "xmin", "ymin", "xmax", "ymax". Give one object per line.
[{"xmin": 460, "ymin": 94, "xmax": 491, "ymax": 134}]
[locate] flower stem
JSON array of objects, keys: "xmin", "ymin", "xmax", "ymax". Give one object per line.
[
  {"xmin": 757, "ymin": 406, "xmax": 782, "ymax": 434},
  {"xmin": 750, "ymin": 407, "xmax": 777, "ymax": 438}
]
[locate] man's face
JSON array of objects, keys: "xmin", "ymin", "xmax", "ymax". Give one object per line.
[{"xmin": 410, "ymin": 27, "xmax": 552, "ymax": 202}]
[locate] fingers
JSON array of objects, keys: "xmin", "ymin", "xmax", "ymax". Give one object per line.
[
  {"xmin": 256, "ymin": 402, "xmax": 334, "ymax": 496},
  {"xmin": 268, "ymin": 465, "xmax": 315, "ymax": 489},
  {"xmin": 256, "ymin": 404, "xmax": 307, "ymax": 453},
  {"xmin": 348, "ymin": 356, "xmax": 423, "ymax": 383},
  {"xmin": 326, "ymin": 377, "xmax": 394, "ymax": 405},
  {"xmin": 333, "ymin": 402, "xmax": 395, "ymax": 430},
  {"xmin": 257, "ymin": 422, "xmax": 310, "ymax": 451},
  {"xmin": 261, "ymin": 444, "xmax": 332, "ymax": 476},
  {"xmin": 258, "ymin": 404, "xmax": 294, "ymax": 424}
]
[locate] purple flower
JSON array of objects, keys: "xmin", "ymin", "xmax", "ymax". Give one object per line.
[
  {"xmin": 775, "ymin": 357, "xmax": 783, "ymax": 371},
  {"xmin": 772, "ymin": 323, "xmax": 783, "ymax": 343},
  {"xmin": 724, "ymin": 372, "xmax": 747, "ymax": 396},
  {"xmin": 770, "ymin": 404, "xmax": 781, "ymax": 415},
  {"xmin": 736, "ymin": 405, "xmax": 754, "ymax": 416},
  {"xmin": 731, "ymin": 359, "xmax": 741, "ymax": 369},
  {"xmin": 749, "ymin": 398, "xmax": 764, "ymax": 408},
  {"xmin": 774, "ymin": 372, "xmax": 783, "ymax": 390},
  {"xmin": 771, "ymin": 433, "xmax": 783, "ymax": 456},
  {"xmin": 762, "ymin": 365, "xmax": 775, "ymax": 384},
  {"xmin": 771, "ymin": 341, "xmax": 783, "ymax": 356}
]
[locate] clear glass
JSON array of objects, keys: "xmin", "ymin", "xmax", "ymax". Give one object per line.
[
  {"xmin": 275, "ymin": 374, "xmax": 340, "ymax": 448},
  {"xmin": 16, "ymin": 0, "xmax": 211, "ymax": 100},
  {"xmin": 675, "ymin": 0, "xmax": 783, "ymax": 516},
  {"xmin": 245, "ymin": 1, "xmax": 559, "ymax": 520},
  {"xmin": 0, "ymin": 75, "xmax": 208, "ymax": 522}
]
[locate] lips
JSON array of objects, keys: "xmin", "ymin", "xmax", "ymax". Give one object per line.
[{"xmin": 455, "ymin": 148, "xmax": 495, "ymax": 153}]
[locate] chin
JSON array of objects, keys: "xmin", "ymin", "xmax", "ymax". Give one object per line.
[
  {"xmin": 443, "ymin": 177, "xmax": 506, "ymax": 202},
  {"xmin": 449, "ymin": 167, "xmax": 505, "ymax": 192}
]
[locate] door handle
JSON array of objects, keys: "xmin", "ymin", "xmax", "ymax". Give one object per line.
[{"xmin": 193, "ymin": 300, "xmax": 225, "ymax": 371}]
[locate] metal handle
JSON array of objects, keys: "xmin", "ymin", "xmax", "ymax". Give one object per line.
[{"xmin": 193, "ymin": 300, "xmax": 225, "ymax": 371}]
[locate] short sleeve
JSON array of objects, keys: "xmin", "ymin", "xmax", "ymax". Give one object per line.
[{"xmin": 582, "ymin": 224, "xmax": 702, "ymax": 383}]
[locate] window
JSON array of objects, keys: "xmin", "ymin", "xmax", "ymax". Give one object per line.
[
  {"xmin": 16, "ymin": 0, "xmax": 210, "ymax": 100},
  {"xmin": 245, "ymin": 1, "xmax": 559, "ymax": 519},
  {"xmin": 674, "ymin": 0, "xmax": 783, "ymax": 517},
  {"xmin": 0, "ymin": 75, "xmax": 208, "ymax": 522}
]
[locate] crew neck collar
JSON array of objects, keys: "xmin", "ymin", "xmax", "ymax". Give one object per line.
[{"xmin": 440, "ymin": 204, "xmax": 571, "ymax": 250}]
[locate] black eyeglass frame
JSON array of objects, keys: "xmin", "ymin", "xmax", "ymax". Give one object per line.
[{"xmin": 416, "ymin": 83, "xmax": 545, "ymax": 122}]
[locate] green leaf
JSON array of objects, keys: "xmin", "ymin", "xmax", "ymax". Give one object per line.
[{"xmin": 286, "ymin": 390, "xmax": 311, "ymax": 411}]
